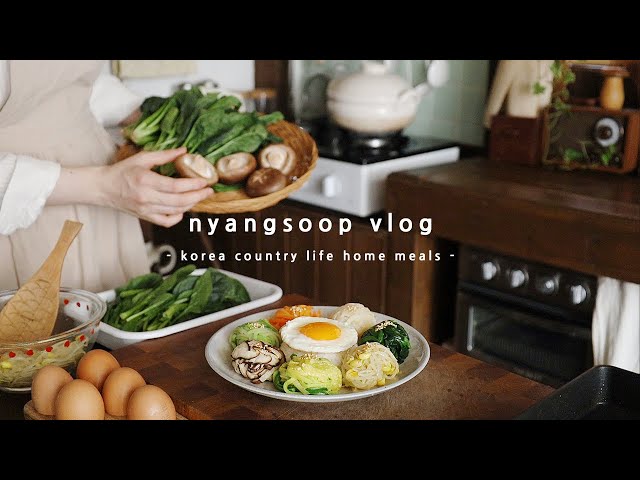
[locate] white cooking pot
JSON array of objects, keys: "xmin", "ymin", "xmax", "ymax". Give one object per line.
[{"xmin": 327, "ymin": 60, "xmax": 449, "ymax": 134}]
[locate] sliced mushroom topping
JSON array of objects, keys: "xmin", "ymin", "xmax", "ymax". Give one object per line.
[
  {"xmin": 174, "ymin": 153, "xmax": 219, "ymax": 185},
  {"xmin": 258, "ymin": 144, "xmax": 298, "ymax": 177},
  {"xmin": 245, "ymin": 168, "xmax": 288, "ymax": 198},
  {"xmin": 231, "ymin": 340, "xmax": 285, "ymax": 384},
  {"xmin": 215, "ymin": 152, "xmax": 257, "ymax": 184}
]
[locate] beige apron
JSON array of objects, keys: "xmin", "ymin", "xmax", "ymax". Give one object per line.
[{"xmin": 0, "ymin": 60, "xmax": 149, "ymax": 292}]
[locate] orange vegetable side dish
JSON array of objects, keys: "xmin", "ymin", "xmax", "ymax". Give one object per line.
[{"xmin": 269, "ymin": 305, "xmax": 320, "ymax": 330}]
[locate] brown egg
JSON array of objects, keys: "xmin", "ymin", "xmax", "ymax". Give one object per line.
[
  {"xmin": 102, "ymin": 367, "xmax": 146, "ymax": 417},
  {"xmin": 54, "ymin": 379, "xmax": 105, "ymax": 420},
  {"xmin": 127, "ymin": 385, "xmax": 176, "ymax": 420},
  {"xmin": 31, "ymin": 365, "xmax": 73, "ymax": 416},
  {"xmin": 76, "ymin": 349, "xmax": 120, "ymax": 391}
]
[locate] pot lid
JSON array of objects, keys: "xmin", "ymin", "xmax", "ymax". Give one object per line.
[{"xmin": 327, "ymin": 62, "xmax": 411, "ymax": 104}]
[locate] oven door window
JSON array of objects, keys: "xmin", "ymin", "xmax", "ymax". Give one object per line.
[{"xmin": 465, "ymin": 301, "xmax": 592, "ymax": 386}]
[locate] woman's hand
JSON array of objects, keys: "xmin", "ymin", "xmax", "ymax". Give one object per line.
[
  {"xmin": 49, "ymin": 147, "xmax": 213, "ymax": 228},
  {"xmin": 101, "ymin": 147, "xmax": 213, "ymax": 227}
]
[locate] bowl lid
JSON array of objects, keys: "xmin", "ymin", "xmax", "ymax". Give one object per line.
[{"xmin": 327, "ymin": 62, "xmax": 410, "ymax": 104}]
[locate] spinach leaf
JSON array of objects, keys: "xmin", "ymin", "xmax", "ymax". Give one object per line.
[
  {"xmin": 203, "ymin": 268, "xmax": 250, "ymax": 313},
  {"xmin": 359, "ymin": 320, "xmax": 411, "ymax": 364},
  {"xmin": 172, "ymin": 275, "xmax": 198, "ymax": 296},
  {"xmin": 212, "ymin": 183, "xmax": 243, "ymax": 193},
  {"xmin": 172, "ymin": 268, "xmax": 214, "ymax": 324},
  {"xmin": 205, "ymin": 124, "xmax": 269, "ymax": 163}
]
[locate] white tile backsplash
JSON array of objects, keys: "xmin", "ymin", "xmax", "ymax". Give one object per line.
[{"xmin": 405, "ymin": 60, "xmax": 489, "ymax": 146}]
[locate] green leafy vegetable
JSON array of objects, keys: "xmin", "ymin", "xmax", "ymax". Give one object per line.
[
  {"xmin": 212, "ymin": 183, "xmax": 243, "ymax": 193},
  {"xmin": 171, "ymin": 268, "xmax": 214, "ymax": 324},
  {"xmin": 205, "ymin": 123, "xmax": 269, "ymax": 163},
  {"xmin": 103, "ymin": 265, "xmax": 251, "ymax": 333},
  {"xmin": 358, "ymin": 320, "xmax": 411, "ymax": 364},
  {"xmin": 126, "ymin": 88, "xmax": 285, "ymax": 175},
  {"xmin": 229, "ymin": 319, "xmax": 281, "ymax": 349},
  {"xmin": 115, "ymin": 273, "xmax": 162, "ymax": 295},
  {"xmin": 257, "ymin": 111, "xmax": 284, "ymax": 125},
  {"xmin": 172, "ymin": 275, "xmax": 198, "ymax": 296},
  {"xmin": 125, "ymin": 97, "xmax": 176, "ymax": 146},
  {"xmin": 205, "ymin": 268, "xmax": 251, "ymax": 312},
  {"xmin": 140, "ymin": 96, "xmax": 167, "ymax": 115}
]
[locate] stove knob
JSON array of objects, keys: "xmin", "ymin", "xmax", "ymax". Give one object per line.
[
  {"xmin": 481, "ymin": 261, "xmax": 498, "ymax": 281},
  {"xmin": 535, "ymin": 275, "xmax": 558, "ymax": 295},
  {"xmin": 570, "ymin": 284, "xmax": 588, "ymax": 305},
  {"xmin": 509, "ymin": 269, "xmax": 527, "ymax": 288},
  {"xmin": 322, "ymin": 175, "xmax": 340, "ymax": 198}
]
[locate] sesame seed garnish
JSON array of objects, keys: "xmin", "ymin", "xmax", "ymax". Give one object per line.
[{"xmin": 374, "ymin": 320, "xmax": 396, "ymax": 331}]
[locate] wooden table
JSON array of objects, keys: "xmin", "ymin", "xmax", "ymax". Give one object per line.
[
  {"xmin": 111, "ymin": 294, "xmax": 553, "ymax": 420},
  {"xmin": 386, "ymin": 157, "xmax": 640, "ymax": 340}
]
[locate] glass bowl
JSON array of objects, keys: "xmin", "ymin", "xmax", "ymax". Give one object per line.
[{"xmin": 0, "ymin": 288, "xmax": 106, "ymax": 392}]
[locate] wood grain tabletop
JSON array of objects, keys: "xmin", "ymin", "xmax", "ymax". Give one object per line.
[{"xmin": 111, "ymin": 294, "xmax": 553, "ymax": 420}]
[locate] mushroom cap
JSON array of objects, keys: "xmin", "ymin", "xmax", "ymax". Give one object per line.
[
  {"xmin": 258, "ymin": 144, "xmax": 298, "ymax": 177},
  {"xmin": 174, "ymin": 153, "xmax": 219, "ymax": 185},
  {"xmin": 231, "ymin": 340, "xmax": 285, "ymax": 384},
  {"xmin": 245, "ymin": 168, "xmax": 288, "ymax": 198},
  {"xmin": 215, "ymin": 152, "xmax": 257, "ymax": 184}
]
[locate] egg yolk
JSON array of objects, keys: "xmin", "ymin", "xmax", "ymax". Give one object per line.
[{"xmin": 300, "ymin": 322, "xmax": 341, "ymax": 340}]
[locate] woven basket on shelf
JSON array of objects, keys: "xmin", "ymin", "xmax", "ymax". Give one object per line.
[{"xmin": 115, "ymin": 120, "xmax": 318, "ymax": 215}]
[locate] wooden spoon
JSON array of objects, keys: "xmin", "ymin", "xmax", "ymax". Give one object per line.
[{"xmin": 0, "ymin": 220, "xmax": 83, "ymax": 342}]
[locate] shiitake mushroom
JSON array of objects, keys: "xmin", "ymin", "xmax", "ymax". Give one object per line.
[
  {"xmin": 215, "ymin": 152, "xmax": 257, "ymax": 184},
  {"xmin": 245, "ymin": 168, "xmax": 288, "ymax": 197},
  {"xmin": 258, "ymin": 144, "xmax": 298, "ymax": 177},
  {"xmin": 174, "ymin": 153, "xmax": 218, "ymax": 185}
]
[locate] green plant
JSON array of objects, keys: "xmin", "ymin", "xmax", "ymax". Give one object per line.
[
  {"xmin": 538, "ymin": 61, "xmax": 577, "ymax": 161},
  {"xmin": 549, "ymin": 60, "xmax": 576, "ymax": 114}
]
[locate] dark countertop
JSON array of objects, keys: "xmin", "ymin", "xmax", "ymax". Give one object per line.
[
  {"xmin": 111, "ymin": 294, "xmax": 552, "ymax": 420},
  {"xmin": 0, "ymin": 294, "xmax": 553, "ymax": 420},
  {"xmin": 387, "ymin": 157, "xmax": 640, "ymax": 283}
]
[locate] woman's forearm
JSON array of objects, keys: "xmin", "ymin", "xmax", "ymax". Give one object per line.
[
  {"xmin": 47, "ymin": 149, "xmax": 212, "ymax": 228},
  {"xmin": 46, "ymin": 165, "xmax": 108, "ymax": 207}
]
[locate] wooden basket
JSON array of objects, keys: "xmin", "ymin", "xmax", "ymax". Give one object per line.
[{"xmin": 116, "ymin": 120, "xmax": 318, "ymax": 215}]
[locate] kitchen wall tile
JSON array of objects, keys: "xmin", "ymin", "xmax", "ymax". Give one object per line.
[
  {"xmin": 405, "ymin": 96, "xmax": 434, "ymax": 137},
  {"xmin": 447, "ymin": 60, "xmax": 465, "ymax": 86},
  {"xmin": 461, "ymin": 122, "xmax": 487, "ymax": 146},
  {"xmin": 430, "ymin": 120, "xmax": 461, "ymax": 140},
  {"xmin": 433, "ymin": 85, "xmax": 462, "ymax": 123},
  {"xmin": 463, "ymin": 60, "xmax": 490, "ymax": 90},
  {"xmin": 461, "ymin": 89, "xmax": 487, "ymax": 124}
]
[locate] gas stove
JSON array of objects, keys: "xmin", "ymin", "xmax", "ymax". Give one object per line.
[{"xmin": 290, "ymin": 125, "xmax": 460, "ymax": 217}]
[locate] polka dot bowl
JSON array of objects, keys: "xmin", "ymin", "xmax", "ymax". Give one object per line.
[{"xmin": 0, "ymin": 288, "xmax": 106, "ymax": 392}]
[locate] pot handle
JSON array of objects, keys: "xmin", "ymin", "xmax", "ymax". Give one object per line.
[{"xmin": 399, "ymin": 60, "xmax": 450, "ymax": 103}]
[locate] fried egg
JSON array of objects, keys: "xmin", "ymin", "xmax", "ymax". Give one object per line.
[{"xmin": 280, "ymin": 317, "xmax": 358, "ymax": 366}]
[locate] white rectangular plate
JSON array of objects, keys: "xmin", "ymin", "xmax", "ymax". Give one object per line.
[{"xmin": 96, "ymin": 269, "xmax": 283, "ymax": 350}]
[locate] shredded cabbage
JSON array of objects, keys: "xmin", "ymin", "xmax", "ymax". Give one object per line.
[
  {"xmin": 341, "ymin": 342, "xmax": 399, "ymax": 390},
  {"xmin": 0, "ymin": 335, "xmax": 90, "ymax": 389},
  {"xmin": 273, "ymin": 354, "xmax": 342, "ymax": 395},
  {"xmin": 229, "ymin": 319, "xmax": 281, "ymax": 349}
]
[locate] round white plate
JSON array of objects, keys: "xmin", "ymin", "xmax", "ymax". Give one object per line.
[{"xmin": 204, "ymin": 306, "xmax": 430, "ymax": 403}]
